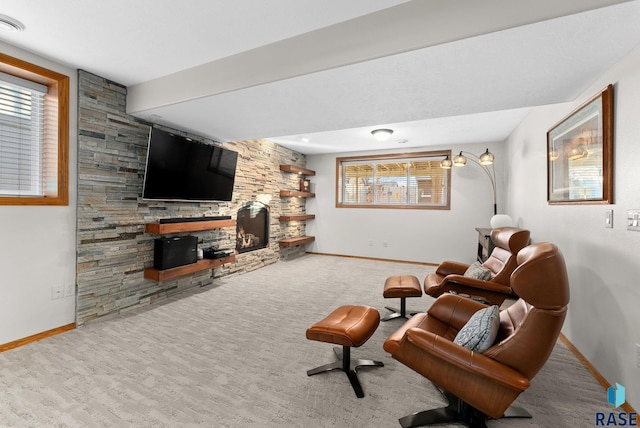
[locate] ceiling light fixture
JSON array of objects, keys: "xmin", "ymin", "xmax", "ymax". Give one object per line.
[
  {"xmin": 441, "ymin": 148, "xmax": 497, "ymax": 215},
  {"xmin": 371, "ymin": 128, "xmax": 393, "ymax": 142},
  {"xmin": 0, "ymin": 15, "xmax": 25, "ymax": 32}
]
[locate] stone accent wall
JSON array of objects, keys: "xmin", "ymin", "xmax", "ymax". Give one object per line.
[{"xmin": 77, "ymin": 70, "xmax": 308, "ymax": 325}]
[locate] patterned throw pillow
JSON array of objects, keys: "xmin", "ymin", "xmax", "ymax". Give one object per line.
[
  {"xmin": 463, "ymin": 261, "xmax": 492, "ymax": 281},
  {"xmin": 453, "ymin": 305, "xmax": 500, "ymax": 352}
]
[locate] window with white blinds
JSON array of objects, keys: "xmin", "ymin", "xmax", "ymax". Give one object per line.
[
  {"xmin": 0, "ymin": 73, "xmax": 47, "ymax": 197},
  {"xmin": 0, "ymin": 52, "xmax": 69, "ymax": 206},
  {"xmin": 336, "ymin": 150, "xmax": 451, "ymax": 209}
]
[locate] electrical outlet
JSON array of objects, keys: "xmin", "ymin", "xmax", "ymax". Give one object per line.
[
  {"xmin": 51, "ymin": 284, "xmax": 63, "ymax": 300},
  {"xmin": 636, "ymin": 344, "xmax": 640, "ymax": 369},
  {"xmin": 368, "ymin": 240, "xmax": 373, "ymax": 247},
  {"xmin": 64, "ymin": 283, "xmax": 75, "ymax": 297},
  {"xmin": 383, "ymin": 241, "xmax": 388, "ymax": 248}
]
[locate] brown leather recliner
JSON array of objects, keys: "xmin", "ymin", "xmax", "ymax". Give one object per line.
[
  {"xmin": 384, "ymin": 242, "xmax": 570, "ymax": 427},
  {"xmin": 423, "ymin": 227, "xmax": 530, "ymax": 305}
]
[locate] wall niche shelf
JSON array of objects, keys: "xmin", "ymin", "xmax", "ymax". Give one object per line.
[
  {"xmin": 144, "ymin": 218, "xmax": 236, "ymax": 281},
  {"xmin": 144, "ymin": 254, "xmax": 235, "ymax": 282},
  {"xmin": 279, "ymin": 214, "xmax": 315, "ymax": 222},
  {"xmin": 279, "ymin": 236, "xmax": 315, "ymax": 248}
]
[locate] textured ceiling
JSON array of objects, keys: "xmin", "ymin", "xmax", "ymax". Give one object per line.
[{"xmin": 1, "ymin": 0, "xmax": 640, "ymax": 154}]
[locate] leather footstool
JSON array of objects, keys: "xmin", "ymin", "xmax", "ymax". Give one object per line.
[
  {"xmin": 382, "ymin": 275, "xmax": 422, "ymax": 321},
  {"xmin": 306, "ymin": 305, "xmax": 383, "ymax": 398}
]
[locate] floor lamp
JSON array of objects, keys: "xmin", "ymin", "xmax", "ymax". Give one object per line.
[{"xmin": 441, "ymin": 149, "xmax": 497, "ymax": 215}]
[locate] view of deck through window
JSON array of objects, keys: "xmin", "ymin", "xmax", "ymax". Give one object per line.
[{"xmin": 336, "ymin": 150, "xmax": 451, "ymax": 209}]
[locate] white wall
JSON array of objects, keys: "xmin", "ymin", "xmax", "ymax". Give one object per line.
[
  {"xmin": 505, "ymin": 44, "xmax": 640, "ymax": 410},
  {"xmin": 0, "ymin": 43, "xmax": 77, "ymax": 345},
  {"xmin": 306, "ymin": 142, "xmax": 506, "ymax": 264}
]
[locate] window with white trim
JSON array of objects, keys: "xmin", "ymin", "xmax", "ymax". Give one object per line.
[
  {"xmin": 336, "ymin": 150, "xmax": 451, "ymax": 209},
  {"xmin": 0, "ymin": 53, "xmax": 68, "ymax": 206}
]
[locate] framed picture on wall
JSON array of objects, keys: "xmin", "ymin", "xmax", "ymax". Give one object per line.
[{"xmin": 547, "ymin": 84, "xmax": 613, "ymax": 204}]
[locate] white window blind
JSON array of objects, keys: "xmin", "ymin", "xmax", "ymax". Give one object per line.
[{"xmin": 0, "ymin": 72, "xmax": 48, "ymax": 197}]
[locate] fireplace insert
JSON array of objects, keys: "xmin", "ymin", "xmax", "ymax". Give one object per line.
[{"xmin": 236, "ymin": 202, "xmax": 269, "ymax": 253}]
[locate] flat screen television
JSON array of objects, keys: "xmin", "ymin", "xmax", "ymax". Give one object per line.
[{"xmin": 142, "ymin": 127, "xmax": 238, "ymax": 202}]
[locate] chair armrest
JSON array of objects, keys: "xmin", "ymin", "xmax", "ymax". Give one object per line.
[
  {"xmin": 442, "ymin": 274, "xmax": 512, "ymax": 295},
  {"xmin": 435, "ymin": 261, "xmax": 469, "ymax": 276},
  {"xmin": 400, "ymin": 327, "xmax": 529, "ymax": 392}
]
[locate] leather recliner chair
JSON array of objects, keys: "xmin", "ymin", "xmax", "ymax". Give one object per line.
[
  {"xmin": 423, "ymin": 227, "xmax": 530, "ymax": 305},
  {"xmin": 384, "ymin": 242, "xmax": 570, "ymax": 427}
]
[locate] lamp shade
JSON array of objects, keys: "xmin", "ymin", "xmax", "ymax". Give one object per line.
[
  {"xmin": 479, "ymin": 149, "xmax": 495, "ymax": 166},
  {"xmin": 440, "ymin": 156, "xmax": 452, "ymax": 169},
  {"xmin": 452, "ymin": 151, "xmax": 467, "ymax": 167},
  {"xmin": 490, "ymin": 214, "xmax": 514, "ymax": 229}
]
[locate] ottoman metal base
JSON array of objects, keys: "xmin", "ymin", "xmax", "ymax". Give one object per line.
[{"xmin": 307, "ymin": 345, "xmax": 384, "ymax": 398}]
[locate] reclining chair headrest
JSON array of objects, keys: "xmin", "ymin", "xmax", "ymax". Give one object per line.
[
  {"xmin": 511, "ymin": 242, "xmax": 570, "ymax": 309},
  {"xmin": 491, "ymin": 227, "xmax": 530, "ymax": 254}
]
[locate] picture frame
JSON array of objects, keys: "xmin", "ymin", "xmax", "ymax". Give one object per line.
[{"xmin": 547, "ymin": 84, "xmax": 613, "ymax": 204}]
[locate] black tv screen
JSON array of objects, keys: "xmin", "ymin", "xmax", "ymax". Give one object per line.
[{"xmin": 142, "ymin": 127, "xmax": 238, "ymax": 202}]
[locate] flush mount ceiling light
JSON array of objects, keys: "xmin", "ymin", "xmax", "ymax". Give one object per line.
[
  {"xmin": 0, "ymin": 15, "xmax": 25, "ymax": 32},
  {"xmin": 371, "ymin": 128, "xmax": 393, "ymax": 142}
]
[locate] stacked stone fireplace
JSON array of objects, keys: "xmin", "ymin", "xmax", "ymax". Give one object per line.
[{"xmin": 236, "ymin": 202, "xmax": 269, "ymax": 253}]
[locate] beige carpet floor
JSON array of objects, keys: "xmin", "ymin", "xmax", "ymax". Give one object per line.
[{"xmin": 0, "ymin": 254, "xmax": 612, "ymax": 427}]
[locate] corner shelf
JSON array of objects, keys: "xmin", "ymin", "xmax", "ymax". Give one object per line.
[
  {"xmin": 279, "ymin": 190, "xmax": 315, "ymax": 198},
  {"xmin": 279, "ymin": 214, "xmax": 315, "ymax": 222},
  {"xmin": 145, "ymin": 219, "xmax": 235, "ymax": 234},
  {"xmin": 144, "ymin": 254, "xmax": 236, "ymax": 282},
  {"xmin": 279, "ymin": 236, "xmax": 315, "ymax": 248},
  {"xmin": 279, "ymin": 164, "xmax": 316, "ymax": 249},
  {"xmin": 279, "ymin": 165, "xmax": 316, "ymax": 176}
]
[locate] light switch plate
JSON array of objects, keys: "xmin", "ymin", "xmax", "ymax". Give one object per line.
[{"xmin": 605, "ymin": 210, "xmax": 613, "ymax": 228}]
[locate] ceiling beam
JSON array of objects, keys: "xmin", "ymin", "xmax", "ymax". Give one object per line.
[{"xmin": 127, "ymin": 0, "xmax": 630, "ymax": 116}]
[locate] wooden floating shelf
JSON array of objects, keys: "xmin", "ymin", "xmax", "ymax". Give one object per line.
[
  {"xmin": 279, "ymin": 190, "xmax": 315, "ymax": 198},
  {"xmin": 279, "ymin": 236, "xmax": 315, "ymax": 248},
  {"xmin": 279, "ymin": 165, "xmax": 316, "ymax": 176},
  {"xmin": 144, "ymin": 254, "xmax": 236, "ymax": 282},
  {"xmin": 279, "ymin": 214, "xmax": 316, "ymax": 222},
  {"xmin": 145, "ymin": 219, "xmax": 236, "ymax": 235}
]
